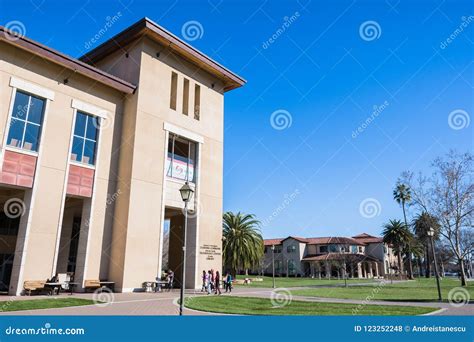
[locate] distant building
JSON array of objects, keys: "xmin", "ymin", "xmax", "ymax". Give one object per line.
[{"xmin": 256, "ymin": 233, "xmax": 400, "ymax": 279}]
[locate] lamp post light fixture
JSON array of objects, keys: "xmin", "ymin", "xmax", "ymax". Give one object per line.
[
  {"xmin": 271, "ymin": 245, "xmax": 276, "ymax": 289},
  {"xmin": 178, "ymin": 182, "xmax": 194, "ymax": 316},
  {"xmin": 427, "ymin": 227, "xmax": 442, "ymax": 301}
]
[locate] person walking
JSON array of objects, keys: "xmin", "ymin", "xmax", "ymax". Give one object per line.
[
  {"xmin": 201, "ymin": 270, "xmax": 207, "ymax": 292},
  {"xmin": 207, "ymin": 270, "xmax": 213, "ymax": 294},
  {"xmin": 225, "ymin": 272, "xmax": 232, "ymax": 293},
  {"xmin": 215, "ymin": 271, "xmax": 222, "ymax": 295},
  {"xmin": 167, "ymin": 270, "xmax": 174, "ymax": 291},
  {"xmin": 210, "ymin": 269, "xmax": 215, "ymax": 291}
]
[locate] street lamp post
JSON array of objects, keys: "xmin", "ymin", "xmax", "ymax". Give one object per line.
[
  {"xmin": 271, "ymin": 245, "xmax": 276, "ymax": 289},
  {"xmin": 178, "ymin": 182, "xmax": 194, "ymax": 316},
  {"xmin": 427, "ymin": 227, "xmax": 442, "ymax": 301}
]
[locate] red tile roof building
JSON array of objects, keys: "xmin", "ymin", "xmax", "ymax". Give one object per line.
[{"xmin": 257, "ymin": 233, "xmax": 400, "ymax": 279}]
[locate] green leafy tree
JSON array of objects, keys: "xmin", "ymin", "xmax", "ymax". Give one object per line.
[
  {"xmin": 222, "ymin": 212, "xmax": 264, "ymax": 277},
  {"xmin": 413, "ymin": 212, "xmax": 440, "ymax": 277},
  {"xmin": 382, "ymin": 219, "xmax": 413, "ymax": 278}
]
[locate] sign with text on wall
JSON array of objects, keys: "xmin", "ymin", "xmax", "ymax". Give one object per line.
[{"xmin": 200, "ymin": 244, "xmax": 221, "ymax": 260}]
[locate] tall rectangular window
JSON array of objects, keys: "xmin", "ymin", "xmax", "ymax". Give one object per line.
[
  {"xmin": 170, "ymin": 72, "xmax": 178, "ymax": 110},
  {"xmin": 194, "ymin": 84, "xmax": 200, "ymax": 120},
  {"xmin": 71, "ymin": 112, "xmax": 99, "ymax": 166},
  {"xmin": 7, "ymin": 90, "xmax": 45, "ymax": 152},
  {"xmin": 288, "ymin": 260, "xmax": 295, "ymax": 274},
  {"xmin": 182, "ymin": 78, "xmax": 189, "ymax": 115},
  {"xmin": 166, "ymin": 135, "xmax": 196, "ymax": 182}
]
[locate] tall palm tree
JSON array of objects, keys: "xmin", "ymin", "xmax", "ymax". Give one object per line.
[
  {"xmin": 382, "ymin": 219, "xmax": 413, "ymax": 278},
  {"xmin": 413, "ymin": 212, "xmax": 440, "ymax": 277},
  {"xmin": 393, "ymin": 183, "xmax": 414, "ymax": 278},
  {"xmin": 222, "ymin": 212, "xmax": 264, "ymax": 277},
  {"xmin": 393, "ymin": 183, "xmax": 412, "ymax": 224}
]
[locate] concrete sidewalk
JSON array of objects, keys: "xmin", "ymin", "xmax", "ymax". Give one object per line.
[{"xmin": 0, "ymin": 287, "xmax": 471, "ymax": 316}]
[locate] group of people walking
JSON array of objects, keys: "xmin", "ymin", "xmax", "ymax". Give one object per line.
[{"xmin": 202, "ymin": 270, "xmax": 232, "ymax": 295}]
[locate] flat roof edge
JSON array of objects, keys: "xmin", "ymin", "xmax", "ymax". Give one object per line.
[
  {"xmin": 0, "ymin": 27, "xmax": 136, "ymax": 94},
  {"xmin": 80, "ymin": 18, "xmax": 246, "ymax": 92}
]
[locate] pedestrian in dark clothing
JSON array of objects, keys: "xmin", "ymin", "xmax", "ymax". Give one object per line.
[{"xmin": 215, "ymin": 271, "xmax": 221, "ymax": 295}]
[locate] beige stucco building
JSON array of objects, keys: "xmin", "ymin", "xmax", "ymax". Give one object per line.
[
  {"xmin": 0, "ymin": 18, "xmax": 244, "ymax": 295},
  {"xmin": 257, "ymin": 234, "xmax": 400, "ymax": 279}
]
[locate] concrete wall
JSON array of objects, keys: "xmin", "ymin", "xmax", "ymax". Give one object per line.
[
  {"xmin": 0, "ymin": 41, "xmax": 124, "ymax": 294},
  {"xmin": 100, "ymin": 36, "xmax": 225, "ymax": 290},
  {"xmin": 0, "ymin": 28, "xmax": 227, "ymax": 292}
]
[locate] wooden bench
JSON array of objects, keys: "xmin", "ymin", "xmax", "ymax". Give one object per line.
[
  {"xmin": 84, "ymin": 280, "xmax": 115, "ymax": 292},
  {"xmin": 23, "ymin": 280, "xmax": 47, "ymax": 296},
  {"xmin": 84, "ymin": 280, "xmax": 101, "ymax": 292}
]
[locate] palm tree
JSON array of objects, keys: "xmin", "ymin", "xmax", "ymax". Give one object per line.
[
  {"xmin": 413, "ymin": 212, "xmax": 440, "ymax": 277},
  {"xmin": 393, "ymin": 183, "xmax": 412, "ymax": 224},
  {"xmin": 382, "ymin": 219, "xmax": 413, "ymax": 279},
  {"xmin": 222, "ymin": 212, "xmax": 264, "ymax": 277},
  {"xmin": 393, "ymin": 182, "xmax": 414, "ymax": 278},
  {"xmin": 405, "ymin": 238, "xmax": 424, "ymax": 276}
]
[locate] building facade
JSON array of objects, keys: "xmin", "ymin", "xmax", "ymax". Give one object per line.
[
  {"xmin": 0, "ymin": 18, "xmax": 244, "ymax": 295},
  {"xmin": 258, "ymin": 234, "xmax": 399, "ymax": 279}
]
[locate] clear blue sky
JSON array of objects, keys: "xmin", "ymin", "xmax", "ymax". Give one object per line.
[{"xmin": 2, "ymin": 0, "xmax": 472, "ymax": 238}]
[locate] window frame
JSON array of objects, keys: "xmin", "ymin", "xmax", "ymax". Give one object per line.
[
  {"xmin": 182, "ymin": 78, "xmax": 189, "ymax": 115},
  {"xmin": 5, "ymin": 90, "xmax": 46, "ymax": 153},
  {"xmin": 70, "ymin": 111, "xmax": 100, "ymax": 166},
  {"xmin": 170, "ymin": 72, "xmax": 178, "ymax": 111},
  {"xmin": 166, "ymin": 134, "xmax": 197, "ymax": 183},
  {"xmin": 194, "ymin": 84, "xmax": 201, "ymax": 120}
]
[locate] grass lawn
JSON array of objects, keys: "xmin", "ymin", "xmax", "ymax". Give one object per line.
[
  {"xmin": 0, "ymin": 298, "xmax": 96, "ymax": 312},
  {"xmin": 184, "ymin": 296, "xmax": 437, "ymax": 315},
  {"xmin": 234, "ymin": 275, "xmax": 376, "ymax": 288},
  {"xmin": 289, "ymin": 277, "xmax": 474, "ymax": 302}
]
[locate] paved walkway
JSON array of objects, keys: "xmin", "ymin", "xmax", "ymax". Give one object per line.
[
  {"xmin": 0, "ymin": 286, "xmax": 471, "ymax": 316},
  {"xmin": 229, "ymin": 288, "xmax": 473, "ymax": 315}
]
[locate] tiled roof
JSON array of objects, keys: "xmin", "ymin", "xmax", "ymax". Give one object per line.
[
  {"xmin": 302, "ymin": 253, "xmax": 381, "ymax": 262},
  {"xmin": 282, "ymin": 236, "xmax": 308, "ymax": 243},
  {"xmin": 263, "ymin": 236, "xmax": 367, "ymax": 246},
  {"xmin": 263, "ymin": 238, "xmax": 283, "ymax": 246},
  {"xmin": 305, "ymin": 237, "xmax": 366, "ymax": 246},
  {"xmin": 352, "ymin": 233, "xmax": 383, "ymax": 244}
]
